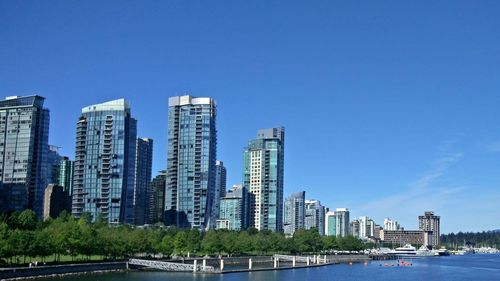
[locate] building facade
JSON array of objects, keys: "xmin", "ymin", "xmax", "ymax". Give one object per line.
[
  {"xmin": 58, "ymin": 157, "xmax": 74, "ymax": 195},
  {"xmin": 148, "ymin": 170, "xmax": 166, "ymax": 224},
  {"xmin": 165, "ymin": 95, "xmax": 217, "ymax": 229},
  {"xmin": 334, "ymin": 208, "xmax": 350, "ymax": 237},
  {"xmin": 419, "ymin": 211, "xmax": 440, "ymax": 246},
  {"xmin": 43, "ymin": 184, "xmax": 70, "ymax": 220},
  {"xmin": 212, "ymin": 160, "xmax": 227, "ymax": 224},
  {"xmin": 243, "ymin": 127, "xmax": 285, "ymax": 232},
  {"xmin": 72, "ymin": 99, "xmax": 137, "ymax": 224},
  {"xmin": 216, "ymin": 185, "xmax": 246, "ymax": 231},
  {"xmin": 381, "ymin": 230, "xmax": 425, "ymax": 246},
  {"xmin": 350, "ymin": 219, "xmax": 361, "ymax": 238},
  {"xmin": 384, "ymin": 218, "xmax": 401, "ymax": 231},
  {"xmin": 134, "ymin": 138, "xmax": 153, "ymax": 225},
  {"xmin": 359, "ymin": 216, "xmax": 376, "ymax": 239},
  {"xmin": 283, "ymin": 191, "xmax": 305, "ymax": 236},
  {"xmin": 304, "ymin": 200, "xmax": 326, "ymax": 236},
  {"xmin": 325, "ymin": 211, "xmax": 336, "ymax": 236},
  {"xmin": 0, "ymin": 95, "xmax": 50, "ymax": 217}
]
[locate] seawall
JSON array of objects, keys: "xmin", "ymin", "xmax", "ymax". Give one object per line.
[{"xmin": 0, "ymin": 262, "xmax": 127, "ymax": 280}]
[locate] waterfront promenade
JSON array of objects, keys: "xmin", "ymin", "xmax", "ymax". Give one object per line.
[{"xmin": 0, "ymin": 254, "xmax": 375, "ymax": 280}]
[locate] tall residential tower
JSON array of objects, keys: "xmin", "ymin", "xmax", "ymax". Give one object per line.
[
  {"xmin": 243, "ymin": 127, "xmax": 285, "ymax": 232},
  {"xmin": 165, "ymin": 95, "xmax": 217, "ymax": 229},
  {"xmin": 72, "ymin": 99, "xmax": 137, "ymax": 224},
  {"xmin": 283, "ymin": 191, "xmax": 306, "ymax": 236},
  {"xmin": 134, "ymin": 138, "xmax": 153, "ymax": 225}
]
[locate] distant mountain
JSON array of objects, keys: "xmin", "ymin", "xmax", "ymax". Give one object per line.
[{"xmin": 490, "ymin": 229, "xmax": 500, "ymax": 233}]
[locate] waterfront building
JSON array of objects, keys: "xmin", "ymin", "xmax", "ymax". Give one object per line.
[
  {"xmin": 43, "ymin": 184, "xmax": 70, "ymax": 219},
  {"xmin": 350, "ymin": 219, "xmax": 360, "ymax": 238},
  {"xmin": 72, "ymin": 99, "xmax": 137, "ymax": 224},
  {"xmin": 304, "ymin": 200, "xmax": 326, "ymax": 236},
  {"xmin": 283, "ymin": 191, "xmax": 305, "ymax": 236},
  {"xmin": 165, "ymin": 95, "xmax": 217, "ymax": 229},
  {"xmin": 134, "ymin": 138, "xmax": 153, "ymax": 225},
  {"xmin": 243, "ymin": 127, "xmax": 285, "ymax": 232},
  {"xmin": 384, "ymin": 218, "xmax": 401, "ymax": 231},
  {"xmin": 374, "ymin": 225, "xmax": 383, "ymax": 240},
  {"xmin": 335, "ymin": 208, "xmax": 350, "ymax": 237},
  {"xmin": 419, "ymin": 211, "xmax": 441, "ymax": 247},
  {"xmin": 148, "ymin": 170, "xmax": 166, "ymax": 224},
  {"xmin": 0, "ymin": 95, "xmax": 50, "ymax": 217},
  {"xmin": 216, "ymin": 185, "xmax": 247, "ymax": 231},
  {"xmin": 359, "ymin": 216, "xmax": 376, "ymax": 239},
  {"xmin": 212, "ymin": 160, "xmax": 227, "ymax": 223},
  {"xmin": 58, "ymin": 157, "xmax": 74, "ymax": 195},
  {"xmin": 325, "ymin": 211, "xmax": 336, "ymax": 236},
  {"xmin": 380, "ymin": 230, "xmax": 425, "ymax": 246}
]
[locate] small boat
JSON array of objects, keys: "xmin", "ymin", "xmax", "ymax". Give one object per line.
[
  {"xmin": 432, "ymin": 247, "xmax": 450, "ymax": 256},
  {"xmin": 416, "ymin": 245, "xmax": 434, "ymax": 257}
]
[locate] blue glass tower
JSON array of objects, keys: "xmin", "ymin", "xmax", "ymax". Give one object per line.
[
  {"xmin": 0, "ymin": 95, "xmax": 50, "ymax": 217},
  {"xmin": 72, "ymin": 99, "xmax": 137, "ymax": 224},
  {"xmin": 165, "ymin": 95, "xmax": 217, "ymax": 229}
]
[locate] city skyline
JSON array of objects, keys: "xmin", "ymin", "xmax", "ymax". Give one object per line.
[{"xmin": 1, "ymin": 1, "xmax": 500, "ymax": 233}]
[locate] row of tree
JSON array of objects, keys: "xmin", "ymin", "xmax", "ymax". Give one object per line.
[
  {"xmin": 441, "ymin": 231, "xmax": 500, "ymax": 249},
  {"xmin": 0, "ymin": 210, "xmax": 368, "ymax": 266}
]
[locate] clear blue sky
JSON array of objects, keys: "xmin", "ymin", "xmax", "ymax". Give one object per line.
[{"xmin": 1, "ymin": 1, "xmax": 499, "ymax": 233}]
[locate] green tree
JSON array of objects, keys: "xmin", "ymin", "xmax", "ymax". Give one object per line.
[
  {"xmin": 201, "ymin": 230, "xmax": 222, "ymax": 255},
  {"xmin": 16, "ymin": 210, "xmax": 38, "ymax": 230},
  {"xmin": 173, "ymin": 231, "xmax": 188, "ymax": 256},
  {"xmin": 159, "ymin": 235, "xmax": 174, "ymax": 257}
]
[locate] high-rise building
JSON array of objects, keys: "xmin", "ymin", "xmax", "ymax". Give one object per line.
[
  {"xmin": 359, "ymin": 216, "xmax": 376, "ymax": 239},
  {"xmin": 0, "ymin": 95, "xmax": 50, "ymax": 217},
  {"xmin": 384, "ymin": 218, "xmax": 401, "ymax": 231},
  {"xmin": 134, "ymin": 138, "xmax": 153, "ymax": 225},
  {"xmin": 335, "ymin": 208, "xmax": 350, "ymax": 237},
  {"xmin": 304, "ymin": 199, "xmax": 326, "ymax": 236},
  {"xmin": 47, "ymin": 145, "xmax": 62, "ymax": 185},
  {"xmin": 283, "ymin": 191, "xmax": 305, "ymax": 236},
  {"xmin": 350, "ymin": 219, "xmax": 361, "ymax": 238},
  {"xmin": 72, "ymin": 99, "xmax": 137, "ymax": 224},
  {"xmin": 148, "ymin": 170, "xmax": 166, "ymax": 224},
  {"xmin": 216, "ymin": 185, "xmax": 247, "ymax": 231},
  {"xmin": 165, "ymin": 95, "xmax": 217, "ymax": 229},
  {"xmin": 419, "ymin": 211, "xmax": 440, "ymax": 247},
  {"xmin": 243, "ymin": 127, "xmax": 285, "ymax": 232},
  {"xmin": 212, "ymin": 160, "xmax": 227, "ymax": 224},
  {"xmin": 58, "ymin": 157, "xmax": 74, "ymax": 195},
  {"xmin": 325, "ymin": 211, "xmax": 337, "ymax": 236}
]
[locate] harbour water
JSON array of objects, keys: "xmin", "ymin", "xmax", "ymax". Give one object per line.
[{"xmin": 46, "ymin": 254, "xmax": 500, "ymax": 281}]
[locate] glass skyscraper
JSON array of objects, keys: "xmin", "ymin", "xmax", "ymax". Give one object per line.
[
  {"xmin": 243, "ymin": 127, "xmax": 285, "ymax": 232},
  {"xmin": 134, "ymin": 137, "xmax": 153, "ymax": 225},
  {"xmin": 58, "ymin": 157, "xmax": 74, "ymax": 195},
  {"xmin": 0, "ymin": 95, "xmax": 50, "ymax": 217},
  {"xmin": 72, "ymin": 99, "xmax": 137, "ymax": 224},
  {"xmin": 165, "ymin": 95, "xmax": 217, "ymax": 229}
]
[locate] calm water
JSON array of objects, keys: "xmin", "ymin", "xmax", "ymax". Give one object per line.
[{"xmin": 51, "ymin": 254, "xmax": 500, "ymax": 281}]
